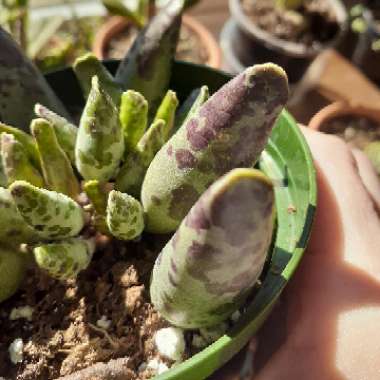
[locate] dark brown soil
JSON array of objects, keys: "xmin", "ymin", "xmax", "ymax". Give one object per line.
[
  {"xmin": 322, "ymin": 115, "xmax": 380, "ymax": 150},
  {"xmin": 0, "ymin": 234, "xmax": 179, "ymax": 380},
  {"xmin": 105, "ymin": 23, "xmax": 209, "ymax": 65},
  {"xmin": 241, "ymin": 0, "xmax": 339, "ymax": 47}
]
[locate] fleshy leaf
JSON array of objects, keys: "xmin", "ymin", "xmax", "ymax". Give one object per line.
[
  {"xmin": 34, "ymin": 103, "xmax": 78, "ymax": 164},
  {"xmin": 119, "ymin": 90, "xmax": 148, "ymax": 152},
  {"xmin": 142, "ymin": 63, "xmax": 289, "ymax": 233},
  {"xmin": 150, "ymin": 168, "xmax": 275, "ymax": 328},
  {"xmin": 115, "ymin": 119, "xmax": 166, "ymax": 195},
  {"xmin": 0, "ymin": 122, "xmax": 40, "ymax": 169},
  {"xmin": 75, "ymin": 76, "xmax": 125, "ymax": 182},
  {"xmin": 174, "ymin": 85, "xmax": 209, "ymax": 134},
  {"xmin": 137, "ymin": 119, "xmax": 166, "ymax": 164},
  {"xmin": 34, "ymin": 238, "xmax": 95, "ymax": 280},
  {"xmin": 0, "ymin": 246, "xmax": 26, "ymax": 303},
  {"xmin": 0, "ymin": 133, "xmax": 44, "ymax": 187},
  {"xmin": 0, "ymin": 187, "xmax": 39, "ymax": 245},
  {"xmin": 73, "ymin": 53, "xmax": 123, "ymax": 105},
  {"xmin": 154, "ymin": 90, "xmax": 179, "ymax": 140},
  {"xmin": 106, "ymin": 190, "xmax": 144, "ymax": 240},
  {"xmin": 114, "ymin": 151, "xmax": 146, "ymax": 197},
  {"xmin": 31, "ymin": 118, "xmax": 80, "ymax": 199},
  {"xmin": 10, "ymin": 180, "xmax": 85, "ymax": 240},
  {"xmin": 115, "ymin": 0, "xmax": 183, "ymax": 116},
  {"xmin": 83, "ymin": 180, "xmax": 110, "ymax": 234}
]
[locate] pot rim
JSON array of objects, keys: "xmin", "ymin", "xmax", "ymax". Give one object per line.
[
  {"xmin": 309, "ymin": 101, "xmax": 380, "ymax": 132},
  {"xmin": 229, "ymin": 0, "xmax": 348, "ymax": 58},
  {"xmin": 93, "ymin": 14, "xmax": 222, "ymax": 69}
]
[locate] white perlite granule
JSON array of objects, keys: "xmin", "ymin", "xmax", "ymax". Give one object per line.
[
  {"xmin": 8, "ymin": 338, "xmax": 24, "ymax": 364},
  {"xmin": 147, "ymin": 358, "xmax": 169, "ymax": 375},
  {"xmin": 154, "ymin": 327, "xmax": 185, "ymax": 361},
  {"xmin": 9, "ymin": 306, "xmax": 34, "ymax": 321},
  {"xmin": 96, "ymin": 315, "xmax": 111, "ymax": 330}
]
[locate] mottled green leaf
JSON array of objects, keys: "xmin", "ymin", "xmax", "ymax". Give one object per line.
[
  {"xmin": 31, "ymin": 119, "xmax": 80, "ymax": 199},
  {"xmin": 75, "ymin": 76, "xmax": 124, "ymax": 182},
  {"xmin": 1, "ymin": 133, "xmax": 44, "ymax": 187},
  {"xmin": 10, "ymin": 180, "xmax": 84, "ymax": 240},
  {"xmin": 34, "ymin": 238, "xmax": 95, "ymax": 280},
  {"xmin": 106, "ymin": 190, "xmax": 144, "ymax": 240},
  {"xmin": 34, "ymin": 103, "xmax": 77, "ymax": 164}
]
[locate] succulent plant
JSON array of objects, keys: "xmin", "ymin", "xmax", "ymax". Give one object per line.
[{"xmin": 0, "ymin": 0, "xmax": 289, "ymax": 333}]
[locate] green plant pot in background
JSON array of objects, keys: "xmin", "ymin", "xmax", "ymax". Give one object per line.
[{"xmin": 45, "ymin": 60, "xmax": 317, "ymax": 379}]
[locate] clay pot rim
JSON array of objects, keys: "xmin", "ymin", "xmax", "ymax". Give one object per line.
[
  {"xmin": 93, "ymin": 14, "xmax": 222, "ymax": 69},
  {"xmin": 229, "ymin": 0, "xmax": 348, "ymax": 58},
  {"xmin": 309, "ymin": 101, "xmax": 380, "ymax": 133}
]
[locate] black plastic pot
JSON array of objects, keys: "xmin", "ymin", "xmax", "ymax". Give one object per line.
[{"xmin": 222, "ymin": 0, "xmax": 348, "ymax": 82}]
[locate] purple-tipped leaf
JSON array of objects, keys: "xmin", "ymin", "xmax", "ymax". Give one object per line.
[
  {"xmin": 142, "ymin": 63, "xmax": 289, "ymax": 233},
  {"xmin": 150, "ymin": 168, "xmax": 275, "ymax": 328}
]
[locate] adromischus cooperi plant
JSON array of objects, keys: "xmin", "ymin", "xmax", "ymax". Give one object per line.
[{"xmin": 0, "ymin": 0, "xmax": 289, "ymax": 329}]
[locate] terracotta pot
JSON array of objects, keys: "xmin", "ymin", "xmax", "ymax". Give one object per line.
[
  {"xmin": 226, "ymin": 0, "xmax": 348, "ymax": 82},
  {"xmin": 93, "ymin": 14, "xmax": 222, "ymax": 69},
  {"xmin": 309, "ymin": 101, "xmax": 380, "ymax": 133}
]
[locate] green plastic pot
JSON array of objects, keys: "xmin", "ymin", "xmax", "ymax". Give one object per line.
[{"xmin": 44, "ymin": 61, "xmax": 317, "ymax": 380}]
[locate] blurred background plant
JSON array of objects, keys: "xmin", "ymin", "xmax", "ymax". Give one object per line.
[
  {"xmin": 100, "ymin": 0, "xmax": 200, "ymax": 27},
  {"xmin": 0, "ymin": 0, "xmax": 29, "ymax": 49},
  {"xmin": 0, "ymin": 0, "xmax": 104, "ymax": 72},
  {"xmin": 0, "ymin": 0, "xmax": 207, "ymax": 73}
]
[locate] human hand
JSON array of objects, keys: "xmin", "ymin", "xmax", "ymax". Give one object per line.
[{"xmin": 211, "ymin": 127, "xmax": 380, "ymax": 380}]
